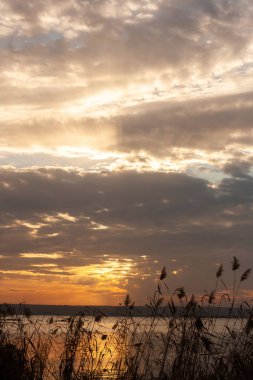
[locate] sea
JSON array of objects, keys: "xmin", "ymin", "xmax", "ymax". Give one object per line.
[{"xmin": 1, "ymin": 304, "xmax": 249, "ymax": 379}]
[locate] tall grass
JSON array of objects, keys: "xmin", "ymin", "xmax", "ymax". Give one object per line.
[{"xmin": 0, "ymin": 257, "xmax": 253, "ymax": 379}]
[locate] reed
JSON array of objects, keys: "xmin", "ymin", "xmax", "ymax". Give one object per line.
[{"xmin": 0, "ymin": 257, "xmax": 252, "ymax": 379}]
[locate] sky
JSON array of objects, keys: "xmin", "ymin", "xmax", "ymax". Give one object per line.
[{"xmin": 1, "ymin": 0, "xmax": 253, "ymax": 305}]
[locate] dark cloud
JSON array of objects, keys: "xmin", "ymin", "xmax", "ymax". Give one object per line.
[
  {"xmin": 0, "ymin": 168, "xmax": 213, "ymax": 220},
  {"xmin": 223, "ymin": 160, "xmax": 252, "ymax": 179},
  {"xmin": 0, "ymin": 168, "xmax": 253, "ymax": 273},
  {"xmin": 115, "ymin": 91, "xmax": 253, "ymax": 154}
]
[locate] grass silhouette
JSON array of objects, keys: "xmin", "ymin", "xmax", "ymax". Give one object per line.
[{"xmin": 0, "ymin": 257, "xmax": 253, "ymax": 379}]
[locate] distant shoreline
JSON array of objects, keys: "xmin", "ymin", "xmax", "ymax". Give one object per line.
[{"xmin": 0, "ymin": 303, "xmax": 248, "ymax": 318}]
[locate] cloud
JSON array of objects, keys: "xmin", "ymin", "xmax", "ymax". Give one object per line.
[
  {"xmin": 223, "ymin": 159, "xmax": 252, "ymax": 179},
  {"xmin": 0, "ymin": 168, "xmax": 253, "ymax": 269},
  {"xmin": 1, "ymin": 91, "xmax": 253, "ymax": 176},
  {"xmin": 116, "ymin": 91, "xmax": 253, "ymax": 154},
  {"xmin": 1, "ymin": 0, "xmax": 253, "ymax": 113},
  {"xmin": 0, "ymin": 0, "xmax": 252, "ymax": 178}
]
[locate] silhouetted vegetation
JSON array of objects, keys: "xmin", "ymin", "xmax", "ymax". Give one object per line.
[{"xmin": 0, "ymin": 257, "xmax": 253, "ymax": 379}]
